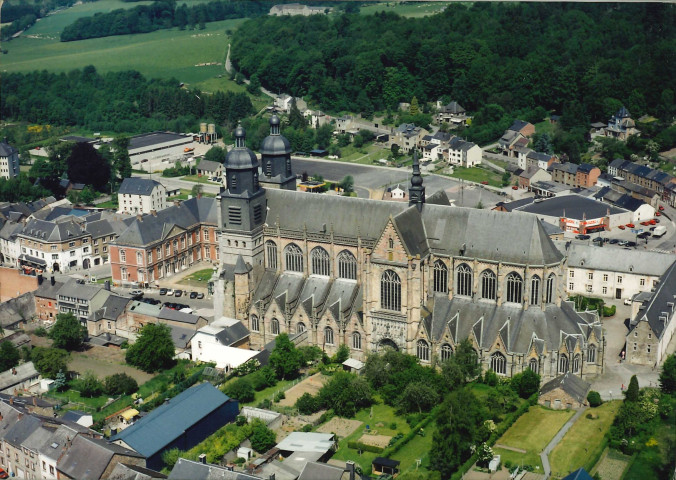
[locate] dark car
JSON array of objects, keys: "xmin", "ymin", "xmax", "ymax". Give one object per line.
[
  {"xmin": 650, "ymin": 226, "xmax": 657, "ymax": 231},
  {"xmin": 164, "ymin": 302, "xmax": 176, "ymax": 309},
  {"xmin": 575, "ymin": 234, "xmax": 590, "ymax": 240},
  {"xmin": 174, "ymin": 290, "xmax": 183, "ymax": 297},
  {"xmin": 190, "ymin": 291, "xmax": 198, "ymax": 299},
  {"xmin": 592, "ymin": 237, "xmax": 603, "ymax": 243},
  {"xmin": 627, "ymin": 241, "xmax": 637, "ymax": 247},
  {"xmin": 159, "ymin": 288, "xmax": 168, "ymax": 295},
  {"xmin": 196, "ymin": 293, "xmax": 204, "ymax": 299},
  {"xmin": 609, "ymin": 238, "xmax": 619, "ymax": 244}
]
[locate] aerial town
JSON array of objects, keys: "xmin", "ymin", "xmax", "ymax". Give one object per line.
[{"xmin": 0, "ymin": 2, "xmax": 674, "ymax": 480}]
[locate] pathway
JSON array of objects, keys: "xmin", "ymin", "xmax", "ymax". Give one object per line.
[
  {"xmin": 494, "ymin": 444, "xmax": 526, "ymax": 453},
  {"xmin": 539, "ymin": 407, "xmax": 587, "ymax": 479}
]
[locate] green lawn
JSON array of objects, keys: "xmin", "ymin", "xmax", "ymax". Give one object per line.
[
  {"xmin": 177, "ymin": 268, "xmax": 215, "ymax": 286},
  {"xmin": 182, "ymin": 174, "xmax": 221, "ymax": 184},
  {"xmin": 494, "ymin": 406, "xmax": 575, "ymax": 470},
  {"xmin": 49, "ymin": 388, "xmax": 111, "ymax": 411},
  {"xmin": 392, "ymin": 422, "xmax": 436, "ymax": 475},
  {"xmin": 549, "ymin": 401, "xmax": 622, "ymax": 478},
  {"xmin": 534, "ymin": 120, "xmax": 556, "ymax": 136},
  {"xmin": 96, "ymin": 200, "xmax": 118, "ymax": 209},
  {"xmin": 360, "ymin": 2, "xmax": 451, "ymax": 17},
  {"xmin": 448, "ymin": 165, "xmax": 503, "ymax": 187},
  {"xmin": 338, "ymin": 144, "xmax": 390, "ymax": 166}
]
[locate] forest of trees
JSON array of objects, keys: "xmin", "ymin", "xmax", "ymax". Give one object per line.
[
  {"xmin": 0, "ymin": 67, "xmax": 254, "ymax": 134},
  {"xmin": 232, "ymin": 3, "xmax": 675, "ymax": 123},
  {"xmin": 60, "ymin": 0, "xmax": 270, "ymax": 41},
  {"xmin": 0, "ymin": 0, "xmax": 94, "ymax": 41}
]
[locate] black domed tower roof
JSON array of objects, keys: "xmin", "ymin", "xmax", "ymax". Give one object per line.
[
  {"xmin": 259, "ymin": 114, "xmax": 296, "ymax": 191},
  {"xmin": 260, "ymin": 115, "xmax": 291, "ymax": 156},
  {"xmin": 225, "ymin": 124, "xmax": 259, "ymax": 170}
]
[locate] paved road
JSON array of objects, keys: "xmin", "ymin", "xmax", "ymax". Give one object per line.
[{"xmin": 540, "ymin": 407, "xmax": 588, "ymax": 479}]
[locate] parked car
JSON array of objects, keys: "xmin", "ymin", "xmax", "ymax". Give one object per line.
[
  {"xmin": 618, "ymin": 225, "xmax": 626, "ymax": 230},
  {"xmin": 618, "ymin": 240, "xmax": 629, "ymax": 246},
  {"xmin": 481, "ymin": 181, "xmax": 488, "ymax": 185},
  {"xmin": 627, "ymin": 241, "xmax": 637, "ymax": 247},
  {"xmin": 0, "ymin": 467, "xmax": 8, "ymax": 479},
  {"xmin": 592, "ymin": 236, "xmax": 603, "ymax": 243},
  {"xmin": 624, "ymin": 298, "xmax": 632, "ymax": 305},
  {"xmin": 575, "ymin": 234, "xmax": 590, "ymax": 240},
  {"xmin": 609, "ymin": 238, "xmax": 619, "ymax": 244},
  {"xmin": 159, "ymin": 288, "xmax": 168, "ymax": 295},
  {"xmin": 654, "ymin": 219, "xmax": 660, "ymax": 223},
  {"xmin": 640, "ymin": 221, "xmax": 650, "ymax": 226},
  {"xmin": 130, "ymin": 289, "xmax": 143, "ymax": 299},
  {"xmin": 511, "ymin": 185, "xmax": 518, "ymax": 190},
  {"xmin": 650, "ymin": 226, "xmax": 657, "ymax": 231},
  {"xmin": 175, "ymin": 289, "xmax": 183, "ymax": 297},
  {"xmin": 649, "ymin": 219, "xmax": 657, "ymax": 225},
  {"xmin": 166, "ymin": 289, "xmax": 175, "ymax": 296},
  {"xmin": 659, "ymin": 205, "xmax": 665, "ymax": 211},
  {"xmin": 626, "ymin": 223, "xmax": 635, "ymax": 228},
  {"xmin": 197, "ymin": 293, "xmax": 204, "ymax": 299},
  {"xmin": 655, "ymin": 211, "xmax": 661, "ymax": 216},
  {"xmin": 189, "ymin": 291, "xmax": 198, "ymax": 299}
]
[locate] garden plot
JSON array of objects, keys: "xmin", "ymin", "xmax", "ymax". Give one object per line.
[
  {"xmin": 593, "ymin": 448, "xmax": 631, "ymax": 480},
  {"xmin": 277, "ymin": 373, "xmax": 326, "ymax": 407},
  {"xmin": 317, "ymin": 418, "xmax": 363, "ymax": 438},
  {"xmin": 358, "ymin": 433, "xmax": 392, "ymax": 449}
]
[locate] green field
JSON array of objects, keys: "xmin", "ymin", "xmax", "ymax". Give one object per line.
[
  {"xmin": 493, "ymin": 406, "xmax": 575, "ymax": 470},
  {"xmin": 360, "ymin": 2, "xmax": 452, "ymax": 17},
  {"xmin": 549, "ymin": 401, "xmax": 621, "ymax": 478},
  {"xmin": 392, "ymin": 422, "xmax": 436, "ymax": 475},
  {"xmin": 447, "ymin": 165, "xmax": 503, "ymax": 187},
  {"xmin": 178, "ymin": 268, "xmax": 215, "ymax": 286}
]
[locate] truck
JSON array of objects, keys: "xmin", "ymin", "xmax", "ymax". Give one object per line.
[{"xmin": 652, "ymin": 225, "xmax": 667, "ymax": 238}]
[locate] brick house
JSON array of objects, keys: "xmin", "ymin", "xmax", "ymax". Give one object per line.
[
  {"xmin": 550, "ymin": 162, "xmax": 600, "ymax": 188},
  {"xmin": 539, "ymin": 372, "xmax": 591, "ymax": 410},
  {"xmin": 33, "ymin": 277, "xmax": 64, "ymax": 323}
]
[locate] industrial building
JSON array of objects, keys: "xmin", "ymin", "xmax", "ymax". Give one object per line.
[{"xmin": 128, "ymin": 132, "xmax": 194, "ymax": 169}]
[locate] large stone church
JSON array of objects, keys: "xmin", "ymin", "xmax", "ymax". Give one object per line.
[{"xmin": 212, "ymin": 117, "xmax": 603, "ymax": 381}]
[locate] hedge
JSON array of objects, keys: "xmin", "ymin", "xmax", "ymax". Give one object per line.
[{"xmin": 347, "ymin": 441, "xmax": 384, "ymax": 454}]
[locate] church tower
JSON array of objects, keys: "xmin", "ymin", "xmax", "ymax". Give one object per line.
[
  {"xmin": 408, "ymin": 148, "xmax": 425, "ymax": 211},
  {"xmin": 259, "ymin": 114, "xmax": 296, "ymax": 190},
  {"xmin": 217, "ymin": 123, "xmax": 267, "ymax": 267}
]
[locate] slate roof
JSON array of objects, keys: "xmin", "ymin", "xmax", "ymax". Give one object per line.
[
  {"xmin": 19, "ymin": 218, "xmax": 87, "ymax": 242},
  {"xmin": 158, "ymin": 307, "xmax": 202, "ymax": 325},
  {"xmin": 58, "ymin": 434, "xmax": 143, "ymax": 480},
  {"xmin": 509, "ymin": 119, "xmax": 531, "ymax": 132},
  {"xmin": 560, "ymin": 242, "xmax": 674, "ymax": 277},
  {"xmin": 167, "ymin": 324, "xmax": 196, "ymax": 349},
  {"xmin": 632, "ymin": 260, "xmax": 676, "ymax": 339},
  {"xmin": 513, "ymin": 194, "xmax": 626, "ymax": 220},
  {"xmin": 197, "ymin": 159, "xmax": 223, "ymax": 173},
  {"xmin": 109, "ymin": 462, "xmax": 168, "ymax": 480},
  {"xmin": 201, "ymin": 318, "xmax": 250, "ymax": 345},
  {"xmin": 35, "ymin": 279, "xmax": 65, "ymax": 300},
  {"xmin": 170, "ymin": 458, "xmax": 263, "ymax": 480},
  {"xmin": 540, "ymin": 372, "xmax": 591, "ymax": 404},
  {"xmin": 0, "ymin": 362, "xmax": 39, "ymax": 392},
  {"xmin": 89, "ymin": 294, "xmax": 131, "ymax": 322},
  {"xmin": 57, "ymin": 279, "xmax": 107, "ymax": 301},
  {"xmin": 562, "ymin": 468, "xmax": 594, "ymax": 480},
  {"xmin": 62, "ymin": 410, "xmax": 92, "ymax": 423},
  {"xmin": 0, "ymin": 142, "xmax": 17, "ymax": 157},
  {"xmin": 448, "ymin": 137, "xmax": 476, "ymax": 152},
  {"xmin": 551, "ymin": 162, "xmax": 579, "ymax": 174},
  {"xmin": 119, "ymin": 178, "xmax": 163, "ymax": 196},
  {"xmin": 439, "ymin": 101, "xmax": 465, "ymax": 114},
  {"xmin": 527, "ymin": 151, "xmax": 554, "ymax": 163},
  {"xmin": 111, "ymin": 383, "xmax": 232, "ymax": 458},
  {"xmin": 297, "ymin": 462, "xmax": 345, "ymax": 480},
  {"xmin": 114, "ymin": 197, "xmax": 218, "ymax": 247}
]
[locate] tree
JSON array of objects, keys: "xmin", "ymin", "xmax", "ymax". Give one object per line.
[
  {"xmin": 295, "ymin": 392, "xmax": 320, "ymax": 415},
  {"xmin": 501, "ymin": 171, "xmax": 511, "ymax": 187},
  {"xmin": 247, "ymin": 74, "xmax": 261, "ymax": 95},
  {"xmin": 191, "ymin": 184, "xmax": 204, "ymax": 197},
  {"xmin": 409, "ymin": 96, "xmax": 420, "ymax": 115},
  {"xmin": 338, "ymin": 176, "xmax": 354, "ymax": 194},
  {"xmin": 50, "ymin": 313, "xmax": 86, "ymax": 351},
  {"xmin": 79, "ymin": 371, "xmax": 103, "ymax": 397},
  {"xmin": 112, "ymin": 136, "xmax": 132, "ymax": 181},
  {"xmin": 332, "ymin": 344, "xmax": 350, "ymax": 364},
  {"xmin": 125, "ymin": 323, "xmax": 175, "ymax": 372},
  {"xmin": 67, "ymin": 142, "xmax": 110, "ymax": 191},
  {"xmin": 533, "ymin": 133, "xmax": 554, "ymax": 154},
  {"xmin": 315, "ymin": 124, "xmax": 333, "ymax": 149},
  {"xmin": 224, "ymin": 378, "xmax": 255, "ymax": 403},
  {"xmin": 31, "ymin": 347, "xmax": 69, "ymax": 379},
  {"xmin": 391, "ymin": 144, "xmax": 400, "ymax": 158},
  {"xmin": 288, "ymin": 98, "xmax": 306, "ymax": 130},
  {"xmin": 625, "ymin": 375, "xmax": 639, "ymax": 402},
  {"xmin": 0, "ymin": 341, "xmax": 20, "ymax": 372},
  {"xmin": 587, "ymin": 390, "xmax": 602, "ymax": 407},
  {"xmin": 399, "ymin": 381, "xmax": 439, "ymax": 413},
  {"xmin": 250, "ymin": 420, "xmax": 276, "ymax": 453},
  {"xmin": 203, "ymin": 146, "xmax": 227, "ymax": 164},
  {"xmin": 510, "ymin": 369, "xmax": 540, "ymax": 399},
  {"xmin": 78, "ymin": 186, "xmax": 96, "ymax": 205},
  {"xmin": 269, "ymin": 333, "xmax": 303, "ymax": 380},
  {"xmin": 319, "ymin": 371, "xmax": 373, "ymax": 417},
  {"xmin": 659, "ymin": 354, "xmax": 676, "ymax": 394},
  {"xmin": 53, "ymin": 370, "xmax": 68, "ymax": 392},
  {"xmin": 455, "ymin": 339, "xmax": 481, "ymax": 382},
  {"xmin": 104, "ymin": 373, "xmax": 139, "ymax": 396}
]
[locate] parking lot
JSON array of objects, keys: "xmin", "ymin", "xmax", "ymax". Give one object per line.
[{"xmin": 113, "ymin": 285, "xmax": 215, "ymax": 319}]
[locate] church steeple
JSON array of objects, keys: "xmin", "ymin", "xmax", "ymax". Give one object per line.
[
  {"xmin": 224, "ymin": 123, "xmax": 260, "ymax": 196},
  {"xmin": 259, "ymin": 114, "xmax": 296, "ymax": 191},
  {"xmin": 408, "ymin": 148, "xmax": 425, "ymax": 211}
]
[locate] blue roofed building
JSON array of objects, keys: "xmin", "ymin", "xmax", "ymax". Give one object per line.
[{"xmin": 111, "ymin": 383, "xmax": 239, "ymax": 470}]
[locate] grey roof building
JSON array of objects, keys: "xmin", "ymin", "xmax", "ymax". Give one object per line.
[
  {"xmin": 169, "ymin": 458, "xmax": 264, "ymax": 480},
  {"xmin": 539, "ymin": 372, "xmax": 591, "ymax": 405},
  {"xmin": 58, "ymin": 434, "xmax": 145, "ymax": 480},
  {"xmin": 119, "ymin": 178, "xmax": 164, "ymax": 196}
]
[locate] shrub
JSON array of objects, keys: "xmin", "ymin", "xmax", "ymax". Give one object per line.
[
  {"xmin": 587, "ymin": 390, "xmax": 603, "ymax": 407},
  {"xmin": 250, "ymin": 421, "xmax": 276, "ymax": 453},
  {"xmin": 295, "ymin": 393, "xmax": 320, "ymax": 415},
  {"xmin": 274, "ymin": 391, "xmax": 285, "ymax": 402},
  {"xmin": 251, "ymin": 366, "xmax": 277, "ymax": 391},
  {"xmin": 236, "ymin": 415, "xmax": 248, "ymax": 426},
  {"xmin": 33, "ymin": 327, "xmax": 48, "ymax": 337},
  {"xmin": 78, "ymin": 371, "xmax": 103, "ymax": 398},
  {"xmin": 301, "ymin": 424, "xmax": 313, "ymax": 432},
  {"xmin": 233, "ymin": 457, "xmax": 246, "ymax": 465},
  {"xmin": 510, "ymin": 369, "xmax": 540, "ymax": 399},
  {"xmin": 104, "ymin": 373, "xmax": 139, "ymax": 396},
  {"xmin": 483, "ymin": 369, "xmax": 498, "ymax": 386},
  {"xmin": 223, "ymin": 378, "xmax": 255, "ymax": 403},
  {"xmin": 347, "ymin": 441, "xmax": 384, "ymax": 453},
  {"xmin": 389, "ymin": 422, "xmax": 397, "ymax": 430}
]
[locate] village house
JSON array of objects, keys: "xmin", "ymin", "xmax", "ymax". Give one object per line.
[
  {"xmin": 436, "ymin": 101, "xmax": 469, "ymax": 127},
  {"xmin": 117, "ymin": 178, "xmax": 167, "ymax": 216},
  {"xmin": 550, "ymin": 162, "xmax": 600, "ymax": 189},
  {"xmin": 269, "ymin": 3, "xmax": 330, "ymax": 16},
  {"xmin": 443, "ymin": 137, "xmax": 482, "ymax": 168},
  {"xmin": 539, "ymin": 373, "xmax": 591, "ymax": 410},
  {"xmin": 0, "ymin": 140, "xmax": 20, "ymax": 180},
  {"xmin": 604, "ymin": 106, "xmax": 639, "ymax": 141},
  {"xmin": 195, "ymin": 159, "xmax": 224, "ymax": 180},
  {"xmin": 33, "ymin": 276, "xmax": 64, "ymax": 323}
]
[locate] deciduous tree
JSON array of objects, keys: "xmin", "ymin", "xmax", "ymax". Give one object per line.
[
  {"xmin": 125, "ymin": 323, "xmax": 175, "ymax": 372},
  {"xmin": 50, "ymin": 312, "xmax": 86, "ymax": 351},
  {"xmin": 0, "ymin": 341, "xmax": 20, "ymax": 372},
  {"xmin": 269, "ymin": 333, "xmax": 303, "ymax": 380}
]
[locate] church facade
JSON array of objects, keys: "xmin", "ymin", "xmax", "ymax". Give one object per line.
[{"xmin": 212, "ymin": 117, "xmax": 604, "ymax": 381}]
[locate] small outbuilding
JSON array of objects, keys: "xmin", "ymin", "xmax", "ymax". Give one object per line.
[
  {"xmin": 372, "ymin": 457, "xmax": 400, "ymax": 477},
  {"xmin": 539, "ymin": 372, "xmax": 591, "ymax": 410}
]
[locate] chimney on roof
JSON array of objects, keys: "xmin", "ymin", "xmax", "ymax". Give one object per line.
[
  {"xmin": 197, "ymin": 193, "xmax": 202, "ymax": 199},
  {"xmin": 346, "ymin": 461, "xmax": 356, "ymax": 480},
  {"xmin": 51, "ymin": 276, "xmax": 55, "ymax": 286},
  {"xmin": 174, "ymin": 200, "xmax": 180, "ymax": 207},
  {"xmin": 269, "ymin": 474, "xmax": 276, "ymax": 480},
  {"xmin": 198, "ymin": 453, "xmax": 207, "ymax": 464},
  {"xmin": 38, "ymin": 273, "xmax": 43, "ymax": 285},
  {"xmin": 150, "ymin": 210, "xmax": 157, "ymax": 216},
  {"xmin": 32, "ymin": 397, "xmax": 37, "ymax": 407},
  {"xmin": 9, "ymin": 397, "xmax": 13, "ymax": 406},
  {"xmin": 136, "ymin": 214, "xmax": 143, "ymax": 222}
]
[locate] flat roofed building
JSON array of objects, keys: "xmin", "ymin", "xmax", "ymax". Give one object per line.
[{"xmin": 127, "ymin": 132, "xmax": 193, "ymax": 167}]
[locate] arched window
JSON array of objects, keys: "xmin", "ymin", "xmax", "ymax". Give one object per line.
[
  {"xmin": 271, "ymin": 318, "xmax": 280, "ymax": 336},
  {"xmin": 433, "ymin": 260, "xmax": 448, "ymax": 293},
  {"xmin": 284, "ymin": 243, "xmax": 303, "ymax": 272},
  {"xmin": 381, "ymin": 270, "xmax": 401, "ymax": 311},
  {"xmin": 388, "ymin": 237, "xmax": 394, "ymax": 249},
  {"xmin": 352, "ymin": 332, "xmax": 361, "ymax": 350},
  {"xmin": 490, "ymin": 352, "xmax": 507, "ymax": 375},
  {"xmin": 456, "ymin": 264, "xmax": 472, "ymax": 296},
  {"xmin": 338, "ymin": 250, "xmax": 357, "ymax": 280},
  {"xmin": 417, "ymin": 340, "xmax": 430, "ymax": 362},
  {"xmin": 481, "ymin": 270, "xmax": 497, "ymax": 300},
  {"xmin": 324, "ymin": 327, "xmax": 334, "ymax": 345},
  {"xmin": 530, "ymin": 275, "xmax": 541, "ymax": 306},
  {"xmin": 250, "ymin": 315, "xmax": 259, "ymax": 332},
  {"xmin": 506, "ymin": 272, "xmax": 523, "ymax": 304},
  {"xmin": 573, "ymin": 354, "xmax": 581, "ymax": 373},
  {"xmin": 545, "ymin": 274, "xmax": 556, "ymax": 304},
  {"xmin": 441, "ymin": 343, "xmax": 453, "ymax": 362},
  {"xmin": 311, "ymin": 247, "xmax": 330, "ymax": 276},
  {"xmin": 559, "ymin": 354, "xmax": 569, "ymax": 373},
  {"xmin": 588, "ymin": 344, "xmax": 596, "ymax": 364},
  {"xmin": 296, "ymin": 322, "xmax": 306, "ymax": 334},
  {"xmin": 266, "ymin": 241, "xmax": 278, "ymax": 270},
  {"xmin": 529, "ymin": 358, "xmax": 538, "ymax": 373}
]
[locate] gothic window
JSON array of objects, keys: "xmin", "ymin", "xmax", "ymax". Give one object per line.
[
  {"xmin": 284, "ymin": 243, "xmax": 303, "ymax": 272},
  {"xmin": 456, "ymin": 264, "xmax": 472, "ymax": 296},
  {"xmin": 530, "ymin": 275, "xmax": 541, "ymax": 306},
  {"xmin": 481, "ymin": 270, "xmax": 497, "ymax": 300},
  {"xmin": 546, "ymin": 273, "xmax": 556, "ymax": 303},
  {"xmin": 296, "ymin": 322, "xmax": 306, "ymax": 334},
  {"xmin": 324, "ymin": 327, "xmax": 334, "ymax": 345},
  {"xmin": 441, "ymin": 343, "xmax": 453, "ymax": 362},
  {"xmin": 266, "ymin": 241, "xmax": 278, "ymax": 269},
  {"xmin": 271, "ymin": 318, "xmax": 280, "ymax": 336},
  {"xmin": 338, "ymin": 250, "xmax": 357, "ymax": 280},
  {"xmin": 388, "ymin": 237, "xmax": 394, "ymax": 249},
  {"xmin": 433, "ymin": 260, "xmax": 448, "ymax": 293},
  {"xmin": 381, "ymin": 270, "xmax": 401, "ymax": 311},
  {"xmin": 417, "ymin": 340, "xmax": 430, "ymax": 362},
  {"xmin": 573, "ymin": 354, "xmax": 581, "ymax": 373},
  {"xmin": 506, "ymin": 272, "xmax": 523, "ymax": 304},
  {"xmin": 490, "ymin": 352, "xmax": 507, "ymax": 375},
  {"xmin": 352, "ymin": 332, "xmax": 362, "ymax": 350},
  {"xmin": 529, "ymin": 358, "xmax": 538, "ymax": 373},
  {"xmin": 311, "ymin": 247, "xmax": 330, "ymax": 276},
  {"xmin": 251, "ymin": 315, "xmax": 259, "ymax": 332},
  {"xmin": 588, "ymin": 344, "xmax": 596, "ymax": 363},
  {"xmin": 559, "ymin": 354, "xmax": 569, "ymax": 373}
]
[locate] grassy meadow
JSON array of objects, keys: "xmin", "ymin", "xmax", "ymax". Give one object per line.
[{"xmin": 360, "ymin": 1, "xmax": 452, "ymax": 17}]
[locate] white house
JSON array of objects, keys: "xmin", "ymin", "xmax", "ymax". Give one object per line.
[
  {"xmin": 117, "ymin": 178, "xmax": 167, "ymax": 215},
  {"xmin": 190, "ymin": 317, "xmax": 256, "ymax": 371},
  {"xmin": 561, "ymin": 242, "xmax": 674, "ymax": 301},
  {"xmin": 0, "ymin": 140, "xmax": 20, "ymax": 179},
  {"xmin": 445, "ymin": 137, "xmax": 481, "ymax": 168}
]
